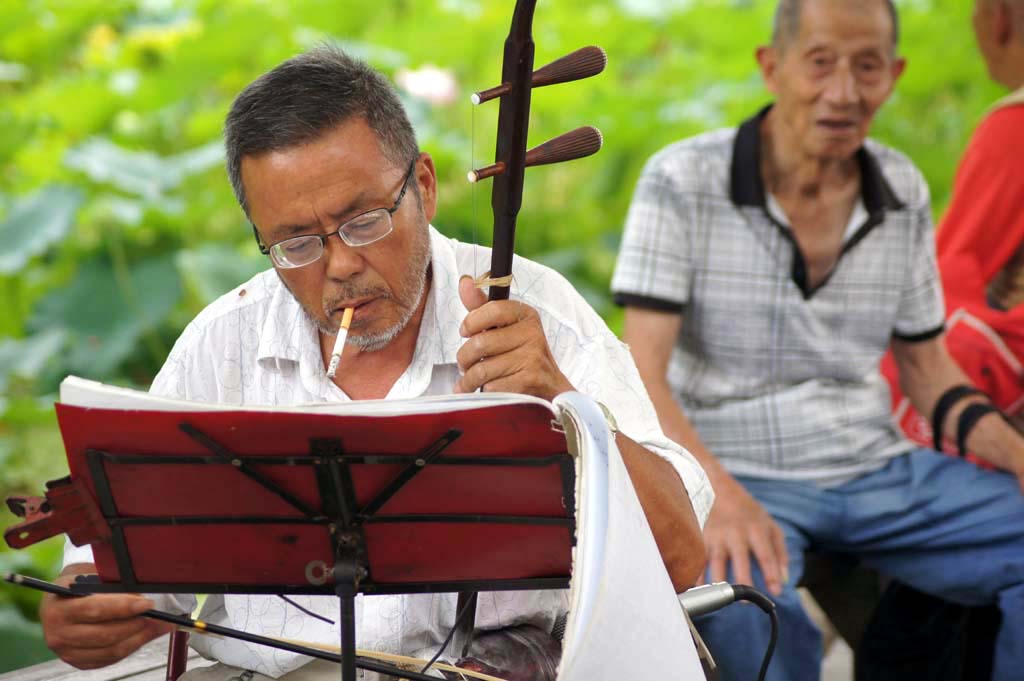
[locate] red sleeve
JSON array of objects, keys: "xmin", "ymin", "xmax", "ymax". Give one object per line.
[
  {"xmin": 936, "ymin": 104, "xmax": 1024, "ymax": 352},
  {"xmin": 937, "ymin": 105, "xmax": 1024, "ymax": 283},
  {"xmin": 885, "ymin": 106, "xmax": 1024, "ymax": 432}
]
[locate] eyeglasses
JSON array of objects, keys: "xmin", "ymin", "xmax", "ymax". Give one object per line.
[{"xmin": 254, "ymin": 159, "xmax": 417, "ymax": 269}]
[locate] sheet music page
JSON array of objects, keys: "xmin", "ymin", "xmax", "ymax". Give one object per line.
[
  {"xmin": 59, "ymin": 375, "xmax": 555, "ymax": 417},
  {"xmin": 556, "ymin": 393, "xmax": 705, "ymax": 681}
]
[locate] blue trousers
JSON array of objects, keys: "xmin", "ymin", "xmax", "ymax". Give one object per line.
[{"xmin": 694, "ymin": 449, "xmax": 1024, "ymax": 681}]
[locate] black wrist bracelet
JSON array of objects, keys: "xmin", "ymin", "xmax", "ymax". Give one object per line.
[
  {"xmin": 956, "ymin": 403, "xmax": 1000, "ymax": 457},
  {"xmin": 931, "ymin": 385, "xmax": 984, "ymax": 453}
]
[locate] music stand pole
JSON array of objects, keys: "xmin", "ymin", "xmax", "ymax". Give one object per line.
[{"xmin": 333, "ymin": 563, "xmax": 359, "ymax": 681}]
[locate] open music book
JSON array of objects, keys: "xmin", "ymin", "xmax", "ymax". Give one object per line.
[
  {"xmin": 59, "ymin": 375, "xmax": 558, "ymax": 416},
  {"xmin": 44, "ymin": 376, "xmax": 705, "ymax": 680},
  {"xmin": 53, "ymin": 375, "xmax": 574, "ymax": 591}
]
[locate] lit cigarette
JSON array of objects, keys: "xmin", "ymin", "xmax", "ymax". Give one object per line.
[{"xmin": 326, "ymin": 307, "xmax": 354, "ymax": 379}]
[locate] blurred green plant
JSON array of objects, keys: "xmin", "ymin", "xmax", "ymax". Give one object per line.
[{"xmin": 0, "ymin": 0, "xmax": 1004, "ymax": 672}]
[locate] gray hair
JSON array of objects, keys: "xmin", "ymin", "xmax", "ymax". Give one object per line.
[
  {"xmin": 224, "ymin": 45, "xmax": 419, "ymax": 218},
  {"xmin": 772, "ymin": 0, "xmax": 900, "ymax": 53}
]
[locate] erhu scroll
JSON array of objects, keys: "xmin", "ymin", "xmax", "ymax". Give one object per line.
[{"xmin": 468, "ymin": 1, "xmax": 607, "ymax": 301}]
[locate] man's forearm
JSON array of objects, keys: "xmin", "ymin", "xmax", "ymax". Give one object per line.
[
  {"xmin": 617, "ymin": 432, "xmax": 705, "ymax": 592},
  {"xmin": 644, "ymin": 378, "xmax": 733, "ymax": 488},
  {"xmin": 896, "ymin": 339, "xmax": 1024, "ymax": 474}
]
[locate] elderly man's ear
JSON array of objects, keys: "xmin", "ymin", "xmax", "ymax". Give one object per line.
[{"xmin": 754, "ymin": 45, "xmax": 779, "ymax": 94}]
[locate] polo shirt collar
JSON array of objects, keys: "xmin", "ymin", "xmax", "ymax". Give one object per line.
[
  {"xmin": 729, "ymin": 104, "xmax": 905, "ymax": 215},
  {"xmin": 989, "ymin": 85, "xmax": 1024, "ymax": 113},
  {"xmin": 729, "ymin": 104, "xmax": 906, "ymax": 299}
]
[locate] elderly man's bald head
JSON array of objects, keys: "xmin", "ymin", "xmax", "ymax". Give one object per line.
[
  {"xmin": 1000, "ymin": 0, "xmax": 1024, "ymax": 32},
  {"xmin": 973, "ymin": 0, "xmax": 1024, "ymax": 89},
  {"xmin": 772, "ymin": 0, "xmax": 900, "ymax": 53}
]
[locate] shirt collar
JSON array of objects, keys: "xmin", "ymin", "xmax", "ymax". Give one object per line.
[
  {"xmin": 255, "ymin": 225, "xmax": 465, "ymax": 371},
  {"xmin": 407, "ymin": 226, "xmax": 467, "ymax": 369},
  {"xmin": 256, "ymin": 271, "xmax": 318, "ymax": 367},
  {"xmin": 729, "ymin": 104, "xmax": 905, "ymax": 215},
  {"xmin": 989, "ymin": 85, "xmax": 1024, "ymax": 113}
]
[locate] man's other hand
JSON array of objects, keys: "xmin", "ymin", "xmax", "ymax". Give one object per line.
[
  {"xmin": 455, "ymin": 275, "xmax": 574, "ymax": 401},
  {"xmin": 703, "ymin": 477, "xmax": 790, "ymax": 596},
  {"xmin": 39, "ymin": 564, "xmax": 174, "ymax": 670}
]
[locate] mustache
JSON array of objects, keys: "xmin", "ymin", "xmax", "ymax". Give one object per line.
[{"xmin": 322, "ymin": 284, "xmax": 392, "ymax": 315}]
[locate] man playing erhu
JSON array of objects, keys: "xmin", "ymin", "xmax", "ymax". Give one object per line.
[{"xmin": 39, "ymin": 47, "xmax": 712, "ymax": 681}]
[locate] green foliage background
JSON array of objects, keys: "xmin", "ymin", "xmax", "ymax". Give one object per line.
[{"xmin": 0, "ymin": 0, "xmax": 1003, "ymax": 672}]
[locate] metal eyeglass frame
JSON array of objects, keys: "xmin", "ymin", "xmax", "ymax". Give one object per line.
[{"xmin": 251, "ymin": 159, "xmax": 417, "ymax": 268}]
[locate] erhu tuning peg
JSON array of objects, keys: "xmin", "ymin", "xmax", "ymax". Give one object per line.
[
  {"xmin": 467, "ymin": 161, "xmax": 506, "ymax": 184},
  {"xmin": 524, "ymin": 125, "xmax": 603, "ymax": 168},
  {"xmin": 532, "ymin": 46, "xmax": 607, "ymax": 89},
  {"xmin": 467, "ymin": 126, "xmax": 603, "ymax": 183},
  {"xmin": 470, "ymin": 46, "xmax": 608, "ymax": 105}
]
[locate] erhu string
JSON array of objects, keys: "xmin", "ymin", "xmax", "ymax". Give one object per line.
[{"xmin": 470, "ymin": 85, "xmax": 479, "ymax": 282}]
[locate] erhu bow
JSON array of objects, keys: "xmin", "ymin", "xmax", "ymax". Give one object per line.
[{"xmin": 467, "ymin": 0, "xmax": 607, "ymax": 301}]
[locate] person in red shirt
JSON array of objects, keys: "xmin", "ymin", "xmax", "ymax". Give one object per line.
[
  {"xmin": 867, "ymin": 2, "xmax": 1024, "ymax": 678},
  {"xmin": 882, "ymin": 0, "xmax": 1024, "ymax": 459}
]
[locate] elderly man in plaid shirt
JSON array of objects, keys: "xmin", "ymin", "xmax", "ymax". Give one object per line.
[{"xmin": 612, "ymin": 1, "xmax": 1024, "ymax": 680}]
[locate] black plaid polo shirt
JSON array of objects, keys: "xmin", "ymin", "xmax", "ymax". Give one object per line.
[{"xmin": 612, "ymin": 106, "xmax": 945, "ymax": 482}]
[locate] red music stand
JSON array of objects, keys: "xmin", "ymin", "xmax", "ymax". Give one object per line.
[{"xmin": 7, "ymin": 396, "xmax": 577, "ymax": 681}]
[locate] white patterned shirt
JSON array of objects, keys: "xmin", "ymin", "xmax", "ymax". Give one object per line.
[
  {"xmin": 65, "ymin": 226, "xmax": 712, "ymax": 678},
  {"xmin": 611, "ymin": 106, "xmax": 946, "ymax": 484}
]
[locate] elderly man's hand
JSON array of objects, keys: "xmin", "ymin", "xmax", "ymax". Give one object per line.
[
  {"xmin": 703, "ymin": 476, "xmax": 789, "ymax": 596},
  {"xmin": 40, "ymin": 565, "xmax": 174, "ymax": 670},
  {"xmin": 454, "ymin": 275, "xmax": 575, "ymax": 401}
]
